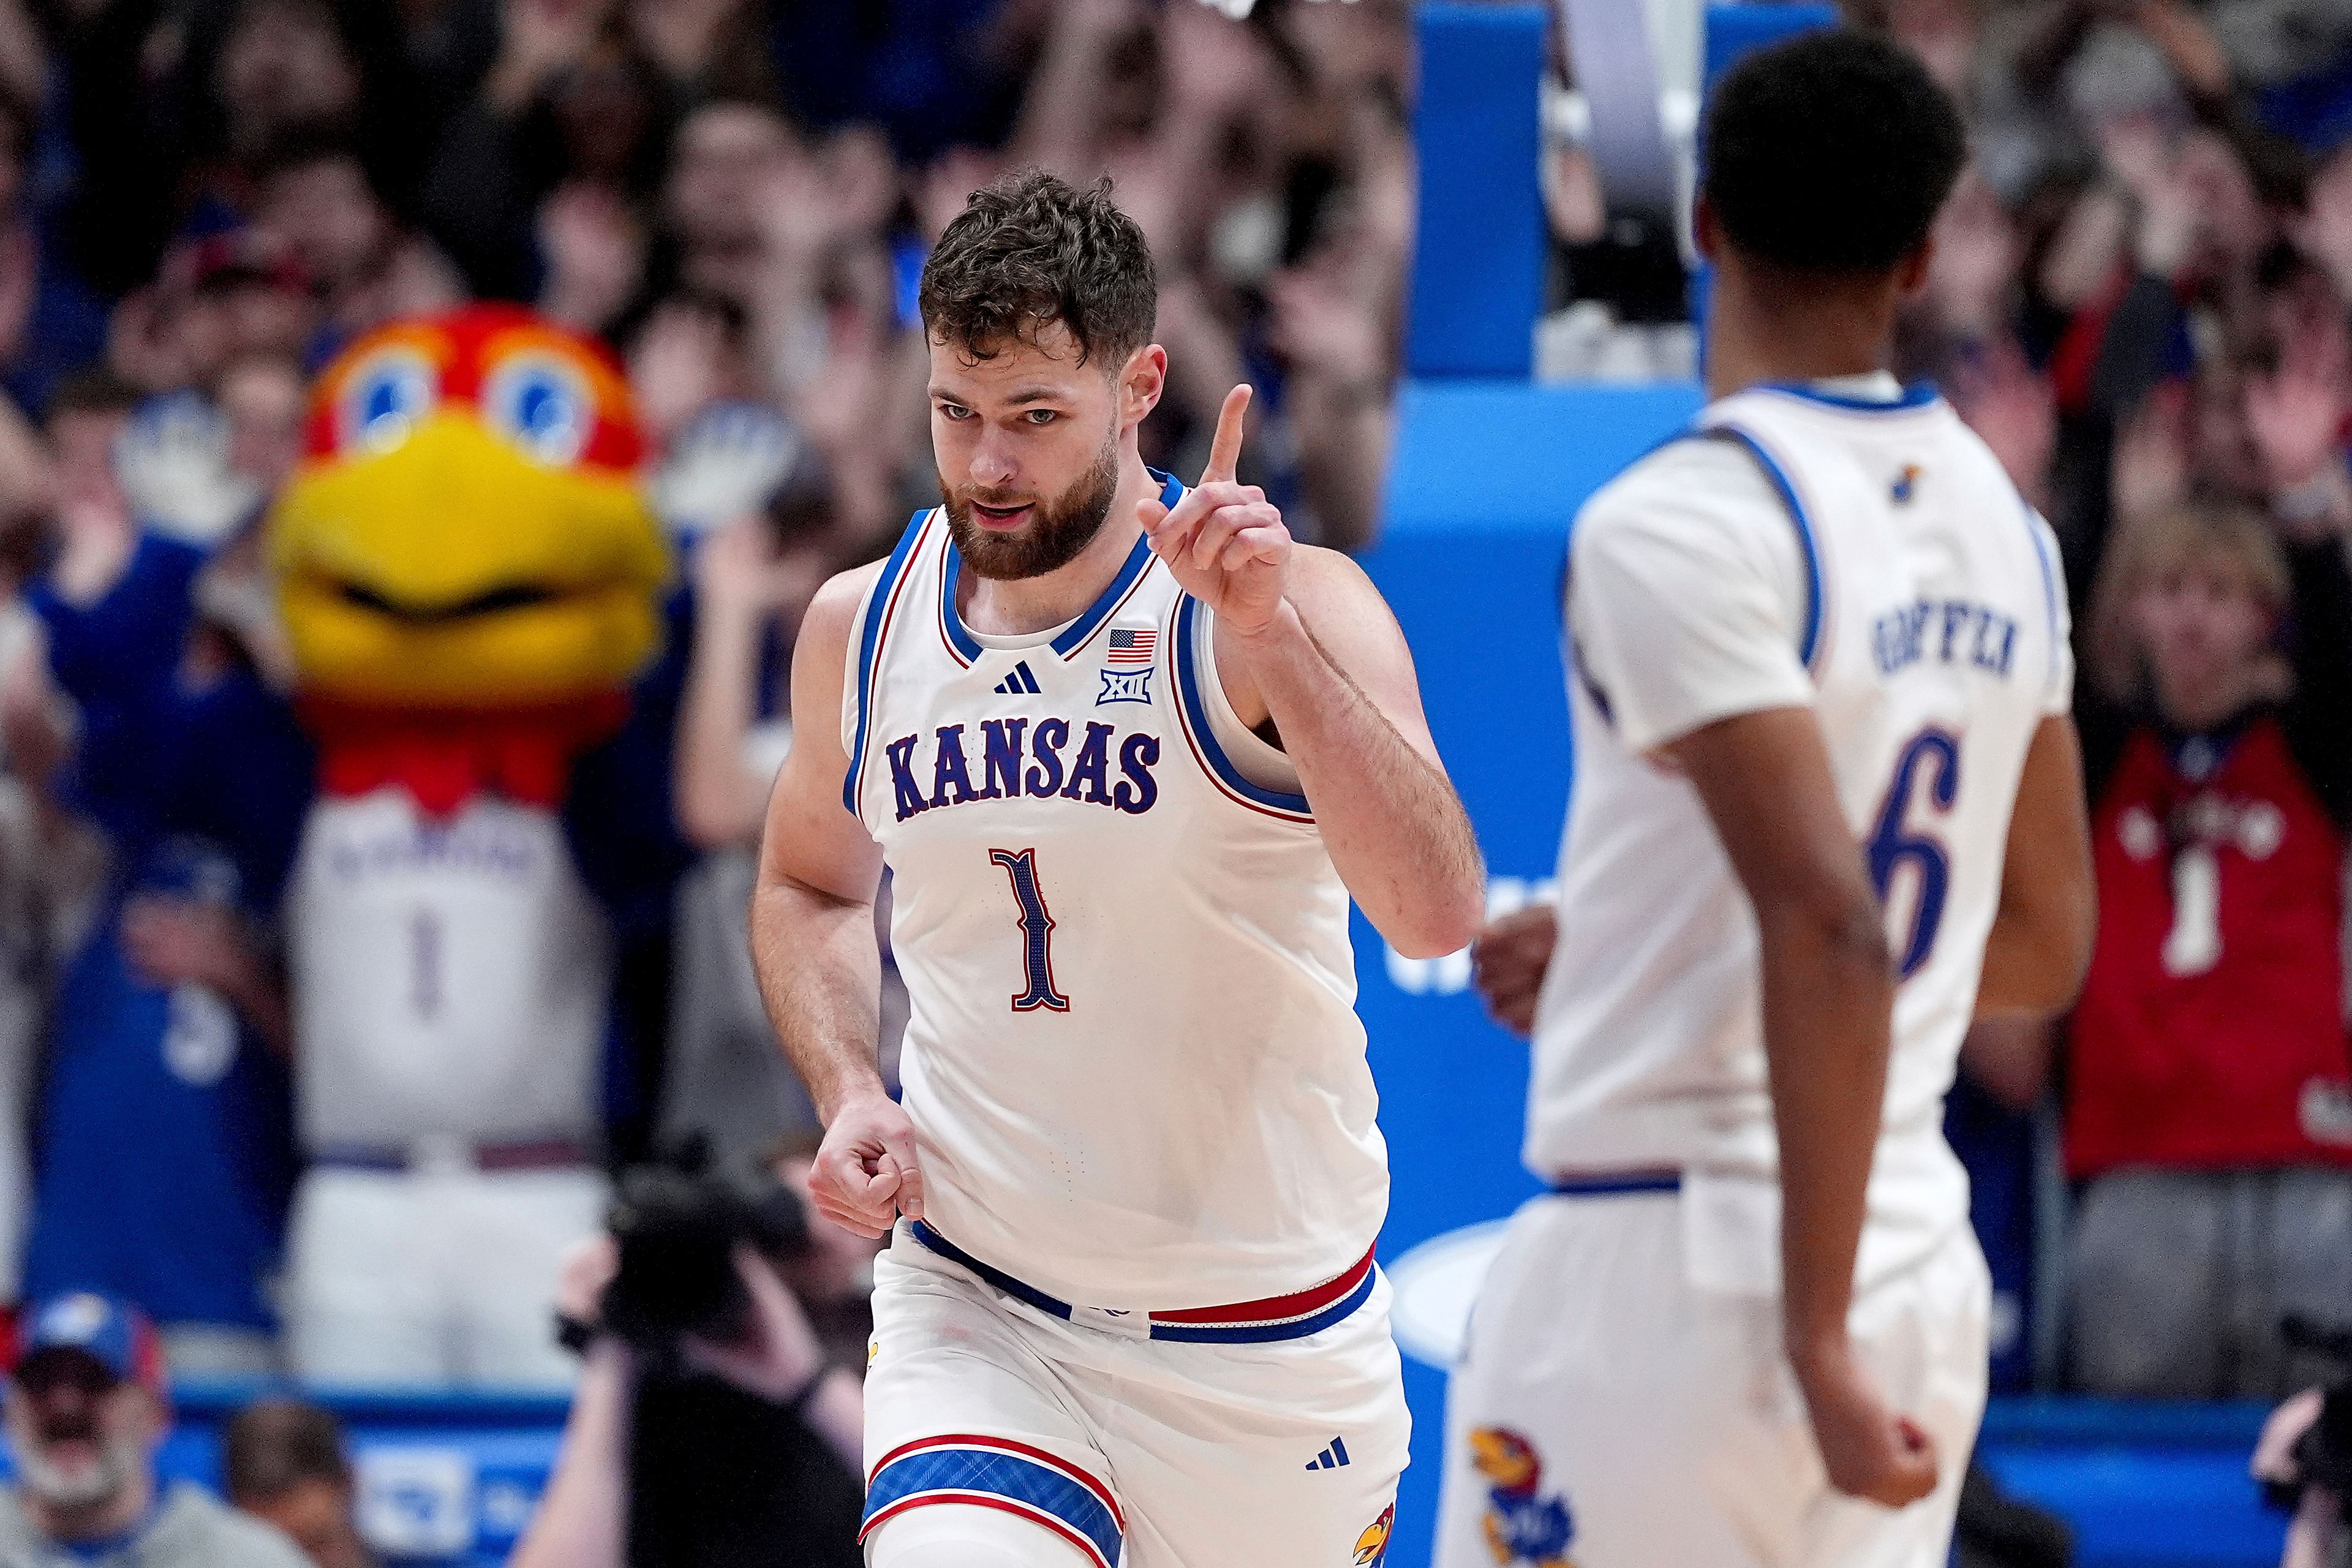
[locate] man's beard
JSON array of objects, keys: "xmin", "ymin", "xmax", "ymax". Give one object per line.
[
  {"xmin": 942, "ymin": 441, "xmax": 1121, "ymax": 582},
  {"xmin": 18, "ymin": 1430, "xmax": 138, "ymax": 1510}
]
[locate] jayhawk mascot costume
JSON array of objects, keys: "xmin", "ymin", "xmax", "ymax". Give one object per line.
[{"xmin": 266, "ymin": 306, "xmax": 670, "ymax": 1387}]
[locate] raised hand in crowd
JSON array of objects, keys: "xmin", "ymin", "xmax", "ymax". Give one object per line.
[
  {"xmin": 2125, "ymin": 136, "xmax": 2207, "ymax": 282},
  {"xmin": 0, "ymin": 624, "xmax": 69, "ymax": 804},
  {"xmin": 487, "ymin": 0, "xmax": 615, "ymax": 115},
  {"xmin": 2113, "ymin": 379, "xmax": 2193, "ymax": 528},
  {"xmin": 916, "ymin": 148, "xmax": 1005, "ymax": 245},
  {"xmin": 693, "ymin": 512, "xmax": 823, "ymax": 629},
  {"xmin": 675, "ymin": 514, "xmax": 823, "ymax": 850},
  {"xmin": 1921, "ymin": 170, "xmax": 2018, "ymax": 341},
  {"xmin": 2293, "ymin": 148, "xmax": 2352, "ymax": 304},
  {"xmin": 0, "ymin": 0, "xmax": 39, "ymax": 118},
  {"xmin": 0, "ymin": 388, "xmax": 50, "ymax": 539},
  {"xmin": 631, "ymin": 301, "xmax": 742, "ymax": 451},
  {"xmin": 0, "ymin": 223, "xmax": 32, "ymax": 376},
  {"xmin": 2245, "ymin": 348, "xmax": 2352, "ymax": 520},
  {"xmin": 113, "ymin": 393, "xmax": 261, "ymax": 549},
  {"xmin": 45, "ymin": 395, "xmax": 138, "ymax": 610},
  {"xmin": 626, "ymin": 0, "xmax": 747, "ymax": 89},
  {"xmin": 118, "ymin": 895, "xmax": 290, "ymax": 1056},
  {"xmin": 1268, "ymin": 262, "xmax": 1395, "ymax": 551},
  {"xmin": 537, "ymin": 183, "xmax": 647, "ymax": 337},
  {"xmin": 1949, "ymin": 340, "xmax": 2057, "ymax": 513}
]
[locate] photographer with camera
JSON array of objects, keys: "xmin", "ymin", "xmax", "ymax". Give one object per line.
[
  {"xmin": 2252, "ymin": 1318, "xmax": 2352, "ymax": 1568},
  {"xmin": 511, "ymin": 1151, "xmax": 867, "ymax": 1568}
]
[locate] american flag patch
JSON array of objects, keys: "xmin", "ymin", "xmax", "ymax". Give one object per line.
[{"xmin": 1107, "ymin": 628, "xmax": 1157, "ymax": 665}]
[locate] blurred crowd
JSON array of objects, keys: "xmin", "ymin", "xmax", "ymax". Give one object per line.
[
  {"xmin": 10, "ymin": 0, "xmax": 2352, "ymax": 1551},
  {"xmin": 1831, "ymin": 0, "xmax": 2352, "ymax": 1403},
  {"xmin": 0, "ymin": 0, "xmax": 1414, "ymax": 1559},
  {"xmin": 0, "ymin": 0, "xmax": 1414, "ymax": 1335}
]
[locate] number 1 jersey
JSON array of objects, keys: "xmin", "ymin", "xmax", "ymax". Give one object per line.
[
  {"xmin": 1528, "ymin": 376, "xmax": 2073, "ymax": 1290},
  {"xmin": 841, "ymin": 476, "xmax": 1385, "ymax": 1310}
]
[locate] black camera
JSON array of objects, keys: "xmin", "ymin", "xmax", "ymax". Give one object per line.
[
  {"xmin": 2269, "ymin": 1317, "xmax": 2352, "ymax": 1564},
  {"xmin": 600, "ymin": 1140, "xmax": 813, "ymax": 1357}
]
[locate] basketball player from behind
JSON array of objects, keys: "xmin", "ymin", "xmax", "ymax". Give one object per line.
[
  {"xmin": 1436, "ymin": 33, "xmax": 2097, "ymax": 1568},
  {"xmin": 752, "ymin": 171, "xmax": 1483, "ymax": 1568}
]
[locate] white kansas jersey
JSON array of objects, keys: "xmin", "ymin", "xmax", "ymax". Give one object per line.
[
  {"xmin": 287, "ymin": 790, "xmax": 611, "ymax": 1151},
  {"xmin": 1529, "ymin": 375, "xmax": 2072, "ymax": 1287},
  {"xmin": 841, "ymin": 473, "xmax": 1384, "ymax": 1310}
]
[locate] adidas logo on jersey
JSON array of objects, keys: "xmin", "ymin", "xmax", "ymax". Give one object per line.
[
  {"xmin": 992, "ymin": 662, "xmax": 1042, "ymax": 696},
  {"xmin": 1305, "ymin": 1436, "xmax": 1352, "ymax": 1471}
]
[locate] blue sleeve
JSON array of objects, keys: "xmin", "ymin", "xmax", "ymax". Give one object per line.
[
  {"xmin": 27, "ymin": 535, "xmax": 209, "ymax": 850},
  {"xmin": 28, "ymin": 533, "xmax": 205, "ymax": 714},
  {"xmin": 565, "ymin": 582, "xmax": 695, "ymax": 938},
  {"xmin": 164, "ymin": 671, "xmax": 316, "ymax": 913}
]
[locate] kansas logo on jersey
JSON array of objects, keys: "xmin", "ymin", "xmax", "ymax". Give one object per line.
[
  {"xmin": 1353, "ymin": 1502, "xmax": 1395, "ymax": 1565},
  {"xmin": 1469, "ymin": 1428, "xmax": 1577, "ymax": 1568},
  {"xmin": 884, "ymin": 718, "xmax": 1160, "ymax": 822}
]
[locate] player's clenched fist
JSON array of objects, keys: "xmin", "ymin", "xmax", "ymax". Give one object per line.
[
  {"xmin": 1139, "ymin": 384, "xmax": 1292, "ymax": 637},
  {"xmin": 810, "ymin": 1090, "xmax": 925, "ymax": 1238},
  {"xmin": 1791, "ymin": 1336, "xmax": 1942, "ymax": 1509},
  {"xmin": 1470, "ymin": 904, "xmax": 1557, "ymax": 1039}
]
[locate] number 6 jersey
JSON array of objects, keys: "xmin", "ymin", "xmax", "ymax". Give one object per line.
[
  {"xmin": 840, "ymin": 473, "xmax": 1385, "ymax": 1310},
  {"xmin": 1529, "ymin": 375, "xmax": 2073, "ymax": 1291}
]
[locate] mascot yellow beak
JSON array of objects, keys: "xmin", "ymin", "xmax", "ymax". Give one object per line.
[{"xmin": 268, "ymin": 309, "xmax": 669, "ymax": 710}]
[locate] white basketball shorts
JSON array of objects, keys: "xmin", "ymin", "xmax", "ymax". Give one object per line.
[
  {"xmin": 861, "ymin": 1221, "xmax": 1410, "ymax": 1567},
  {"xmin": 1433, "ymin": 1180, "xmax": 1988, "ymax": 1568}
]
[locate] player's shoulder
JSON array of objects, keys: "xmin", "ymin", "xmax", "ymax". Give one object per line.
[
  {"xmin": 1572, "ymin": 430, "xmax": 1789, "ymax": 562},
  {"xmin": 1281, "ymin": 543, "xmax": 1405, "ymax": 639},
  {"xmin": 800, "ymin": 558, "xmax": 892, "ymax": 660},
  {"xmin": 807, "ymin": 505, "xmax": 947, "ymax": 650},
  {"xmin": 1286, "ymin": 541, "xmax": 1377, "ymax": 600}
]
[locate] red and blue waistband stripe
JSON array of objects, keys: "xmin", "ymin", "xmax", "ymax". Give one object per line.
[
  {"xmin": 861, "ymin": 1434, "xmax": 1124, "ymax": 1568},
  {"xmin": 909, "ymin": 1221, "xmax": 1378, "ymax": 1343}
]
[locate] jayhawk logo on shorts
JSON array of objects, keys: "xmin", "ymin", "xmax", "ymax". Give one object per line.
[
  {"xmin": 1469, "ymin": 1428, "xmax": 1577, "ymax": 1567},
  {"xmin": 1352, "ymin": 1501, "xmax": 1394, "ymax": 1564}
]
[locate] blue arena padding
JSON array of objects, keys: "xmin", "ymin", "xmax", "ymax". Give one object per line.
[
  {"xmin": 102, "ymin": 1389, "xmax": 2284, "ymax": 1567},
  {"xmin": 1980, "ymin": 1401, "xmax": 2286, "ymax": 1568},
  {"xmin": 1406, "ymin": 4, "xmax": 1547, "ymax": 379},
  {"xmin": 1703, "ymin": 1, "xmax": 1841, "ymax": 93},
  {"xmin": 1362, "ymin": 376, "xmax": 1702, "ymax": 1566}
]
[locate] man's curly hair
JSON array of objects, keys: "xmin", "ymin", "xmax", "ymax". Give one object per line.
[{"xmin": 919, "ymin": 169, "xmax": 1156, "ymax": 369}]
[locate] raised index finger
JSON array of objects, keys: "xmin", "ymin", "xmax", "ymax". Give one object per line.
[{"xmin": 1200, "ymin": 384, "xmax": 1253, "ymax": 486}]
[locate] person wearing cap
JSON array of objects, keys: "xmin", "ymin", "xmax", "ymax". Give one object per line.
[{"xmin": 0, "ymin": 1293, "xmax": 309, "ymax": 1568}]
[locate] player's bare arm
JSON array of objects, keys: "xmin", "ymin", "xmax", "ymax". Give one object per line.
[
  {"xmin": 1976, "ymin": 714, "xmax": 2097, "ymax": 1020},
  {"xmin": 748, "ymin": 562, "xmax": 922, "ymax": 1241},
  {"xmin": 1671, "ymin": 705, "xmax": 1940, "ymax": 1513},
  {"xmin": 1139, "ymin": 386, "xmax": 1486, "ymax": 959},
  {"xmin": 1952, "ymin": 715, "xmax": 2098, "ymax": 1113}
]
